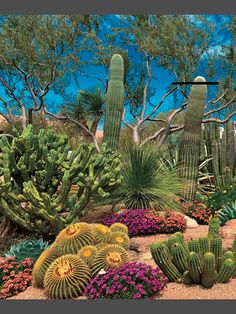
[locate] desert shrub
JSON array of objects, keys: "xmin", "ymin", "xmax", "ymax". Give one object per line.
[
  {"xmin": 109, "ymin": 144, "xmax": 183, "ymax": 211},
  {"xmin": 206, "ymin": 185, "xmax": 236, "ymax": 214},
  {"xmin": 84, "ymin": 262, "xmax": 167, "ymax": 299},
  {"xmin": 0, "ymin": 257, "xmax": 33, "ymax": 299},
  {"xmin": 103, "ymin": 209, "xmax": 186, "ymax": 237},
  {"xmin": 182, "ymin": 202, "xmax": 211, "ymax": 225}
]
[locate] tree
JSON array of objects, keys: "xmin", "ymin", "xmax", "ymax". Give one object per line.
[{"xmin": 0, "ymin": 15, "xmax": 99, "ymax": 130}]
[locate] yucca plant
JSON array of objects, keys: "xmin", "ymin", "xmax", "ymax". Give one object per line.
[{"xmin": 108, "ymin": 144, "xmax": 184, "ymax": 211}]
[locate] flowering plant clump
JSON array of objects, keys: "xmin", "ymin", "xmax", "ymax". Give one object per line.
[
  {"xmin": 182, "ymin": 202, "xmax": 211, "ymax": 225},
  {"xmin": 84, "ymin": 262, "xmax": 167, "ymax": 299},
  {"xmin": 0, "ymin": 257, "xmax": 33, "ymax": 299},
  {"xmin": 103, "ymin": 209, "xmax": 186, "ymax": 237}
]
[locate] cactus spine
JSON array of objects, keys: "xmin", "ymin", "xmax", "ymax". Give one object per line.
[
  {"xmin": 172, "ymin": 243, "xmax": 188, "ymax": 274},
  {"xmin": 179, "ymin": 76, "xmax": 207, "ymax": 201},
  {"xmin": 201, "ymin": 252, "xmax": 216, "ymax": 288},
  {"xmin": 103, "ymin": 54, "xmax": 124, "ymax": 150}
]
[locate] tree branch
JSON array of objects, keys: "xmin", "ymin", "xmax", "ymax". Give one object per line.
[{"xmin": 204, "ymin": 96, "xmax": 236, "ymax": 117}]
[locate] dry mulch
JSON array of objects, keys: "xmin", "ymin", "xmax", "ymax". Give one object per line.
[{"xmin": 6, "ymin": 224, "xmax": 236, "ymax": 300}]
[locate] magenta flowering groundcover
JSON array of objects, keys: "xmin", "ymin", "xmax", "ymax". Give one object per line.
[
  {"xmin": 84, "ymin": 262, "xmax": 168, "ymax": 299},
  {"xmin": 103, "ymin": 209, "xmax": 186, "ymax": 237}
]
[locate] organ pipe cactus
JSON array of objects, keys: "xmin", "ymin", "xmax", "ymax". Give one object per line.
[
  {"xmin": 151, "ymin": 227, "xmax": 235, "ymax": 288},
  {"xmin": 103, "ymin": 54, "xmax": 124, "ymax": 150},
  {"xmin": 0, "ymin": 126, "xmax": 122, "ymax": 236},
  {"xmin": 179, "ymin": 76, "xmax": 207, "ymax": 201}
]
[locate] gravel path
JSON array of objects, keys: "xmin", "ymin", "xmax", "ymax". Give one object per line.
[{"xmin": 6, "ymin": 224, "xmax": 236, "ymax": 300}]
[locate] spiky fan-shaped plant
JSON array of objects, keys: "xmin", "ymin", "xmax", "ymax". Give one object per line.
[
  {"xmin": 110, "ymin": 144, "xmax": 183, "ymax": 210},
  {"xmin": 44, "ymin": 254, "xmax": 91, "ymax": 299},
  {"xmin": 218, "ymin": 202, "xmax": 236, "ymax": 226},
  {"xmin": 91, "ymin": 224, "xmax": 112, "ymax": 244},
  {"xmin": 92, "ymin": 244, "xmax": 130, "ymax": 276},
  {"xmin": 78, "ymin": 245, "xmax": 98, "ymax": 266},
  {"xmin": 32, "ymin": 245, "xmax": 60, "ymax": 288},
  {"xmin": 109, "ymin": 232, "xmax": 130, "ymax": 250},
  {"xmin": 109, "ymin": 222, "xmax": 129, "ymax": 235},
  {"xmin": 54, "ymin": 223, "xmax": 94, "ymax": 255}
]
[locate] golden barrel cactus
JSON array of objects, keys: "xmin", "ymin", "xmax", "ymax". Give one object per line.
[
  {"xmin": 91, "ymin": 224, "xmax": 112, "ymax": 244},
  {"xmin": 32, "ymin": 245, "xmax": 60, "ymax": 288},
  {"xmin": 109, "ymin": 231, "xmax": 130, "ymax": 250},
  {"xmin": 55, "ymin": 222, "xmax": 94, "ymax": 254},
  {"xmin": 92, "ymin": 244, "xmax": 130, "ymax": 276},
  {"xmin": 78, "ymin": 245, "xmax": 98, "ymax": 266},
  {"xmin": 110, "ymin": 222, "xmax": 129, "ymax": 235},
  {"xmin": 44, "ymin": 254, "xmax": 91, "ymax": 299}
]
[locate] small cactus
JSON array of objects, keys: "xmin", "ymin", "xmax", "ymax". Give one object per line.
[
  {"xmin": 201, "ymin": 252, "xmax": 216, "ymax": 288},
  {"xmin": 172, "ymin": 243, "xmax": 188, "ymax": 274},
  {"xmin": 199, "ymin": 237, "xmax": 209, "ymax": 258},
  {"xmin": 183, "ymin": 271, "xmax": 193, "ymax": 285},
  {"xmin": 109, "ymin": 231, "xmax": 130, "ymax": 250},
  {"xmin": 217, "ymin": 258, "xmax": 235, "ymax": 283},
  {"xmin": 187, "ymin": 252, "xmax": 202, "ymax": 284},
  {"xmin": 109, "ymin": 223, "xmax": 128, "ymax": 234},
  {"xmin": 188, "ymin": 239, "xmax": 201, "ymax": 256},
  {"xmin": 92, "ymin": 244, "xmax": 129, "ymax": 276},
  {"xmin": 209, "ymin": 237, "xmax": 222, "ymax": 271},
  {"xmin": 78, "ymin": 245, "xmax": 98, "ymax": 266},
  {"xmin": 91, "ymin": 224, "xmax": 112, "ymax": 244},
  {"xmin": 208, "ymin": 217, "xmax": 221, "ymax": 238},
  {"xmin": 150, "ymin": 242, "xmax": 182, "ymax": 283}
]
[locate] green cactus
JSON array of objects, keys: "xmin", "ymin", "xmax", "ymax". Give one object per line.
[
  {"xmin": 91, "ymin": 244, "xmax": 130, "ymax": 276},
  {"xmin": 232, "ymin": 234, "xmax": 236, "ymax": 255},
  {"xmin": 209, "ymin": 237, "xmax": 222, "ymax": 271},
  {"xmin": 188, "ymin": 239, "xmax": 201, "ymax": 256},
  {"xmin": 150, "ymin": 242, "xmax": 183, "ymax": 283},
  {"xmin": 167, "ymin": 235, "xmax": 182, "ymax": 253},
  {"xmin": 179, "ymin": 76, "xmax": 207, "ymax": 201},
  {"xmin": 217, "ymin": 258, "xmax": 235, "ymax": 283},
  {"xmin": 103, "ymin": 54, "xmax": 124, "ymax": 150},
  {"xmin": 208, "ymin": 217, "xmax": 221, "ymax": 238},
  {"xmin": 187, "ymin": 251, "xmax": 202, "ymax": 284},
  {"xmin": 44, "ymin": 254, "xmax": 91, "ymax": 299},
  {"xmin": 109, "ymin": 231, "xmax": 130, "ymax": 250},
  {"xmin": 5, "ymin": 238, "xmax": 49, "ymax": 262},
  {"xmin": 172, "ymin": 243, "xmax": 188, "ymax": 274},
  {"xmin": 183, "ymin": 270, "xmax": 193, "ymax": 285},
  {"xmin": 199, "ymin": 237, "xmax": 209, "ymax": 258},
  {"xmin": 32, "ymin": 245, "xmax": 61, "ymax": 288},
  {"xmin": 109, "ymin": 223, "xmax": 129, "ymax": 235},
  {"xmin": 201, "ymin": 252, "xmax": 216, "ymax": 288},
  {"xmin": 174, "ymin": 232, "xmax": 189, "ymax": 254},
  {"xmin": 0, "ymin": 126, "xmax": 122, "ymax": 236},
  {"xmin": 222, "ymin": 251, "xmax": 235, "ymax": 262}
]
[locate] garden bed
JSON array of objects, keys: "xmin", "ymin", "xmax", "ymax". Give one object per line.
[{"xmin": 7, "ymin": 223, "xmax": 236, "ymax": 300}]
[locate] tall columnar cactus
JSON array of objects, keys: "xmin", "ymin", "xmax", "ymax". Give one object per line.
[
  {"xmin": 211, "ymin": 122, "xmax": 236, "ymax": 191},
  {"xmin": 208, "ymin": 217, "xmax": 221, "ymax": 238},
  {"xmin": 103, "ymin": 54, "xmax": 124, "ymax": 150},
  {"xmin": 0, "ymin": 126, "xmax": 122, "ymax": 236},
  {"xmin": 187, "ymin": 252, "xmax": 202, "ymax": 284},
  {"xmin": 179, "ymin": 76, "xmax": 207, "ymax": 201},
  {"xmin": 209, "ymin": 237, "xmax": 222, "ymax": 271},
  {"xmin": 217, "ymin": 258, "xmax": 235, "ymax": 283}
]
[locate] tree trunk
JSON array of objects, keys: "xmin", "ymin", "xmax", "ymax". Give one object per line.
[
  {"xmin": 21, "ymin": 106, "xmax": 27, "ymax": 130},
  {"xmin": 133, "ymin": 126, "xmax": 140, "ymax": 144},
  {"xmin": 0, "ymin": 217, "xmax": 18, "ymax": 240}
]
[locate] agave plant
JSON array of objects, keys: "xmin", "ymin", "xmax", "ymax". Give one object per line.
[
  {"xmin": 108, "ymin": 144, "xmax": 184, "ymax": 211},
  {"xmin": 5, "ymin": 239, "xmax": 49, "ymax": 262},
  {"xmin": 217, "ymin": 202, "xmax": 236, "ymax": 226}
]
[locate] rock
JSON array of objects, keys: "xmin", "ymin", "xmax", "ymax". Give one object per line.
[
  {"xmin": 129, "ymin": 240, "xmax": 141, "ymax": 252},
  {"xmin": 184, "ymin": 215, "xmax": 199, "ymax": 229},
  {"xmin": 220, "ymin": 219, "xmax": 236, "ymax": 250}
]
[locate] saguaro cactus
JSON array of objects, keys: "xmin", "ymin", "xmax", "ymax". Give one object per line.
[
  {"xmin": 179, "ymin": 76, "xmax": 207, "ymax": 201},
  {"xmin": 103, "ymin": 54, "xmax": 124, "ymax": 150}
]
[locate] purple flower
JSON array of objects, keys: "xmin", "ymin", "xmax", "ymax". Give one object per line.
[{"xmin": 84, "ymin": 262, "xmax": 167, "ymax": 300}]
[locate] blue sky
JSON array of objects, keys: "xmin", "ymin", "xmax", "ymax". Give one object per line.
[{"xmin": 0, "ymin": 15, "xmax": 234, "ymax": 130}]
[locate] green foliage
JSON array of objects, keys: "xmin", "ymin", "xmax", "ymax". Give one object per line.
[
  {"xmin": 206, "ymin": 185, "xmax": 236, "ymax": 213},
  {"xmin": 179, "ymin": 76, "xmax": 207, "ymax": 201},
  {"xmin": 218, "ymin": 202, "xmax": 236, "ymax": 226},
  {"xmin": 109, "ymin": 144, "xmax": 183, "ymax": 210},
  {"xmin": 0, "ymin": 126, "xmax": 122, "ymax": 236},
  {"xmin": 103, "ymin": 54, "xmax": 124, "ymax": 150},
  {"xmin": 4, "ymin": 239, "xmax": 49, "ymax": 262}
]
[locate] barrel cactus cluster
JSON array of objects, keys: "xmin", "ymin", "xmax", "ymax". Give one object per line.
[
  {"xmin": 32, "ymin": 222, "xmax": 130, "ymax": 299},
  {"xmin": 150, "ymin": 218, "xmax": 236, "ymax": 288}
]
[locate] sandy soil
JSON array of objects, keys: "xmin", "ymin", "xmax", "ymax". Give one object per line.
[{"xmin": 6, "ymin": 224, "xmax": 236, "ymax": 300}]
